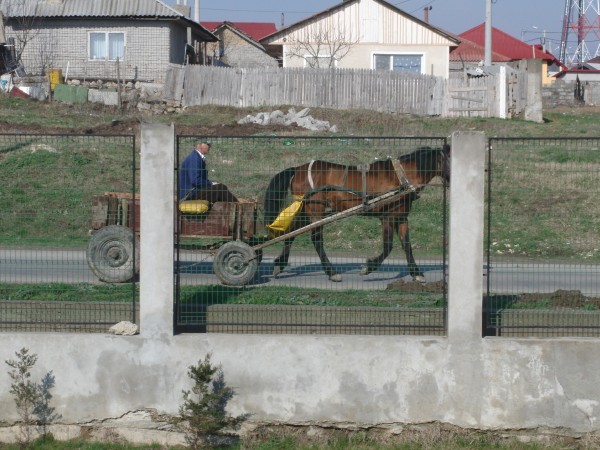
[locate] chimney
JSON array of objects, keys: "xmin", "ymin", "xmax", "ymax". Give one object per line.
[
  {"xmin": 423, "ymin": 6, "xmax": 432, "ymax": 23},
  {"xmin": 194, "ymin": 0, "xmax": 200, "ymax": 23},
  {"xmin": 172, "ymin": 5, "xmax": 191, "ymax": 17}
]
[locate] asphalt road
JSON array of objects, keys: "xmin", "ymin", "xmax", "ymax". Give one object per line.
[{"xmin": 1, "ymin": 248, "xmax": 599, "ymax": 296}]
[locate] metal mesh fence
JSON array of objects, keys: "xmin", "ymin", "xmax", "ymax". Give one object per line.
[
  {"xmin": 175, "ymin": 136, "xmax": 448, "ymax": 335},
  {"xmin": 486, "ymin": 138, "xmax": 600, "ymax": 337},
  {"xmin": 0, "ymin": 133, "xmax": 138, "ymax": 333}
]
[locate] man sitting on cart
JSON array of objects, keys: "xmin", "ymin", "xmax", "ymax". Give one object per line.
[{"xmin": 179, "ymin": 140, "xmax": 238, "ymax": 203}]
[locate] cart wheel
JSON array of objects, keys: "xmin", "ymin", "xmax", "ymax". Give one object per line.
[
  {"xmin": 87, "ymin": 225, "xmax": 139, "ymax": 283},
  {"xmin": 213, "ymin": 241, "xmax": 258, "ymax": 286}
]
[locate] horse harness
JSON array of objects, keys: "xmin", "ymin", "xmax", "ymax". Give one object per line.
[{"xmin": 305, "ymin": 159, "xmax": 416, "ymax": 201}]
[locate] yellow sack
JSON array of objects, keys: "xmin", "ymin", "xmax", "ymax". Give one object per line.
[
  {"xmin": 179, "ymin": 199, "xmax": 210, "ymax": 214},
  {"xmin": 267, "ymin": 196, "xmax": 304, "ymax": 236}
]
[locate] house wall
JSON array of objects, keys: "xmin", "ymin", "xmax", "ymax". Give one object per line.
[
  {"xmin": 269, "ymin": 0, "xmax": 455, "ymax": 77},
  {"xmin": 207, "ymin": 29, "xmax": 278, "ymax": 68},
  {"xmin": 5, "ymin": 19, "xmax": 177, "ymax": 82},
  {"xmin": 283, "ymin": 43, "xmax": 449, "ymax": 77}
]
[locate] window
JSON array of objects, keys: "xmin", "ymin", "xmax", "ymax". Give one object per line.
[
  {"xmin": 374, "ymin": 54, "xmax": 422, "ymax": 74},
  {"xmin": 304, "ymin": 55, "xmax": 336, "ymax": 68},
  {"xmin": 89, "ymin": 32, "xmax": 125, "ymax": 61}
]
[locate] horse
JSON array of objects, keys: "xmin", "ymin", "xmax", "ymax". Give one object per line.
[{"xmin": 263, "ymin": 145, "xmax": 451, "ymax": 282}]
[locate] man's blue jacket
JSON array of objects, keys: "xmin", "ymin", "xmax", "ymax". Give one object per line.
[{"xmin": 179, "ymin": 150, "xmax": 212, "ymax": 200}]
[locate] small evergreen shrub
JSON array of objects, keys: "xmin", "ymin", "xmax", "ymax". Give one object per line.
[{"xmin": 175, "ymin": 354, "xmax": 248, "ymax": 449}]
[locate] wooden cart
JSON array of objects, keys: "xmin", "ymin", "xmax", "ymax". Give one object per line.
[{"xmin": 87, "ymin": 192, "xmax": 259, "ymax": 283}]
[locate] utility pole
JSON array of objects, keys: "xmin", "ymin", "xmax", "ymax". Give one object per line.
[{"xmin": 484, "ymin": 0, "xmax": 493, "ymax": 66}]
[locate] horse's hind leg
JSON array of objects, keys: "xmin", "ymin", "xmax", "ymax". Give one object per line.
[
  {"xmin": 398, "ymin": 221, "xmax": 425, "ymax": 283},
  {"xmin": 360, "ymin": 219, "xmax": 394, "ymax": 275},
  {"xmin": 273, "ymin": 236, "xmax": 296, "ymax": 277},
  {"xmin": 311, "ymin": 226, "xmax": 342, "ymax": 282}
]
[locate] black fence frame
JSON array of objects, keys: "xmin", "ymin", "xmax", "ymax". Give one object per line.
[
  {"xmin": 485, "ymin": 137, "xmax": 600, "ymax": 337},
  {"xmin": 0, "ymin": 133, "xmax": 138, "ymax": 332},
  {"xmin": 173, "ymin": 135, "xmax": 449, "ymax": 335}
]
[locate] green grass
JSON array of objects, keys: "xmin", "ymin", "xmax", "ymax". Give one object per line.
[
  {"xmin": 0, "ymin": 430, "xmax": 590, "ymax": 450},
  {"xmin": 0, "ymin": 134, "xmax": 136, "ymax": 247},
  {"xmin": 179, "ymin": 285, "xmax": 444, "ymax": 308},
  {"xmin": 1, "ymin": 98, "xmax": 599, "ymax": 261},
  {"xmin": 0, "ymin": 283, "xmax": 137, "ymax": 302},
  {"xmin": 0, "ymin": 438, "xmax": 175, "ymax": 450}
]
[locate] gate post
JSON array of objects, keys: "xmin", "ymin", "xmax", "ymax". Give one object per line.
[
  {"xmin": 447, "ymin": 131, "xmax": 486, "ymax": 343},
  {"xmin": 140, "ymin": 123, "xmax": 175, "ymax": 337}
]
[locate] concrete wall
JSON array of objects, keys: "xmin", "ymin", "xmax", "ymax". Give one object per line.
[{"xmin": 1, "ymin": 127, "xmax": 600, "ymax": 444}]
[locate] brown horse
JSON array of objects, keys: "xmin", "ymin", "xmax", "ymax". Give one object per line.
[{"xmin": 263, "ymin": 145, "xmax": 450, "ymax": 282}]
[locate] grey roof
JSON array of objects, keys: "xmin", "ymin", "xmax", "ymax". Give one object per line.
[{"xmin": 0, "ymin": 0, "xmax": 217, "ymax": 40}]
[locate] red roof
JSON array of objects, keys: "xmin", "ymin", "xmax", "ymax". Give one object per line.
[
  {"xmin": 200, "ymin": 22, "xmax": 277, "ymax": 41},
  {"xmin": 451, "ymin": 23, "xmax": 558, "ymax": 62},
  {"xmin": 450, "ymin": 36, "xmax": 511, "ymax": 62}
]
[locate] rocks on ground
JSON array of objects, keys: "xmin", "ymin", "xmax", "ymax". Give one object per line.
[{"xmin": 238, "ymin": 107, "xmax": 337, "ymax": 133}]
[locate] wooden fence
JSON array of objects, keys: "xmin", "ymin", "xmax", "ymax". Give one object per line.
[{"xmin": 165, "ymin": 64, "xmax": 532, "ymax": 119}]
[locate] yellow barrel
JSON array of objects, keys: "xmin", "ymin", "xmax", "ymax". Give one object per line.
[{"xmin": 48, "ymin": 69, "xmax": 63, "ymax": 90}]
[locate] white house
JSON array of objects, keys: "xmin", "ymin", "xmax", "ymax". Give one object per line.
[{"xmin": 260, "ymin": 0, "xmax": 459, "ymax": 78}]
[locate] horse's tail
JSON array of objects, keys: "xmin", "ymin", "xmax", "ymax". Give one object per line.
[{"xmin": 263, "ymin": 167, "xmax": 297, "ymax": 225}]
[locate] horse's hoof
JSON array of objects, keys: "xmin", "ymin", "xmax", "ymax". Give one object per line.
[
  {"xmin": 329, "ymin": 274, "xmax": 343, "ymax": 282},
  {"xmin": 414, "ymin": 275, "xmax": 426, "ymax": 284},
  {"xmin": 273, "ymin": 266, "xmax": 282, "ymax": 278},
  {"xmin": 360, "ymin": 265, "xmax": 370, "ymax": 276}
]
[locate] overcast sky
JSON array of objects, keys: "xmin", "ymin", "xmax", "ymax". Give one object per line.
[{"xmin": 165, "ymin": 0, "xmax": 591, "ymax": 57}]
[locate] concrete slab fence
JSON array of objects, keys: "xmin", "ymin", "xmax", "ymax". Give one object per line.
[{"xmin": 1, "ymin": 126, "xmax": 599, "ymax": 445}]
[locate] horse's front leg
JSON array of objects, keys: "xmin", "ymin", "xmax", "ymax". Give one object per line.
[
  {"xmin": 273, "ymin": 236, "xmax": 296, "ymax": 277},
  {"xmin": 311, "ymin": 226, "xmax": 342, "ymax": 282},
  {"xmin": 397, "ymin": 221, "xmax": 425, "ymax": 283},
  {"xmin": 360, "ymin": 218, "xmax": 394, "ymax": 275}
]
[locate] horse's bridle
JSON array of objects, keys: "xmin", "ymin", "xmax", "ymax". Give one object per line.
[{"xmin": 438, "ymin": 146, "xmax": 450, "ymax": 186}]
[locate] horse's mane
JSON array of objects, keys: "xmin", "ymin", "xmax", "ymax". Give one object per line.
[
  {"xmin": 398, "ymin": 147, "xmax": 441, "ymax": 173},
  {"xmin": 312, "ymin": 147, "xmax": 441, "ymax": 173}
]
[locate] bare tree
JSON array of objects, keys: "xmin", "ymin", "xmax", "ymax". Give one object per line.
[
  {"xmin": 36, "ymin": 30, "xmax": 57, "ymax": 74},
  {"xmin": 286, "ymin": 30, "xmax": 358, "ymax": 68},
  {"xmin": 4, "ymin": 0, "xmax": 42, "ymax": 67}
]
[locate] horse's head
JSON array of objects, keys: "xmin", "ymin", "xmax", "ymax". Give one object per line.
[{"xmin": 438, "ymin": 144, "xmax": 451, "ymax": 187}]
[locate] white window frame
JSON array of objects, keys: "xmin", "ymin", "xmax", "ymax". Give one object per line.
[
  {"xmin": 88, "ymin": 31, "xmax": 126, "ymax": 61},
  {"xmin": 303, "ymin": 54, "xmax": 337, "ymax": 68},
  {"xmin": 372, "ymin": 52, "xmax": 424, "ymax": 74}
]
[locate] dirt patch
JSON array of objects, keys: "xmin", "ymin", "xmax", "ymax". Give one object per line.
[
  {"xmin": 386, "ymin": 279, "xmax": 446, "ymax": 292},
  {"xmin": 517, "ymin": 289, "xmax": 600, "ymax": 309},
  {"xmin": 173, "ymin": 122, "xmax": 305, "ymax": 137},
  {"xmin": 242, "ymin": 423, "xmax": 597, "ymax": 449},
  {"xmin": 0, "ymin": 116, "xmax": 307, "ymax": 137}
]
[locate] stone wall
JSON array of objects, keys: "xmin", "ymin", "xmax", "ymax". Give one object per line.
[
  {"xmin": 542, "ymin": 79, "xmax": 600, "ymax": 108},
  {"xmin": 542, "ymin": 80, "xmax": 577, "ymax": 108}
]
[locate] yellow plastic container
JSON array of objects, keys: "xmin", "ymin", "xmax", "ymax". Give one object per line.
[
  {"xmin": 48, "ymin": 69, "xmax": 63, "ymax": 90},
  {"xmin": 179, "ymin": 199, "xmax": 210, "ymax": 214},
  {"xmin": 267, "ymin": 196, "xmax": 304, "ymax": 236}
]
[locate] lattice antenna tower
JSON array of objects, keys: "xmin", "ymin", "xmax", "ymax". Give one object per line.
[{"xmin": 560, "ymin": 0, "xmax": 600, "ymax": 66}]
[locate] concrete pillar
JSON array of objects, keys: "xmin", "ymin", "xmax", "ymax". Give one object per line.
[
  {"xmin": 524, "ymin": 58, "xmax": 543, "ymax": 123},
  {"xmin": 140, "ymin": 123, "xmax": 175, "ymax": 337},
  {"xmin": 447, "ymin": 131, "xmax": 486, "ymax": 343}
]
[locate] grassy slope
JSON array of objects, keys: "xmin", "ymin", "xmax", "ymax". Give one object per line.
[{"xmin": 2, "ymin": 95, "xmax": 600, "ymax": 137}]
